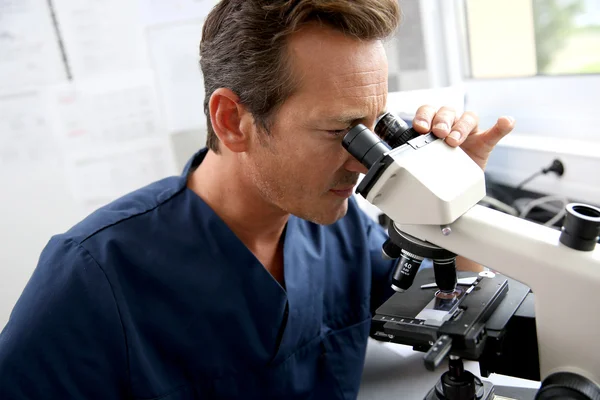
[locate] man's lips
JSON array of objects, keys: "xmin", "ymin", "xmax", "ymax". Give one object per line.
[
  {"xmin": 331, "ymin": 186, "xmax": 355, "ymax": 191},
  {"xmin": 329, "ymin": 186, "xmax": 355, "ymax": 198}
]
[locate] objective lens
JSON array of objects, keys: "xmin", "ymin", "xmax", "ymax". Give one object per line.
[
  {"xmin": 382, "ymin": 238, "xmax": 402, "ymax": 260},
  {"xmin": 433, "ymin": 258, "xmax": 457, "ymax": 294},
  {"xmin": 375, "ymin": 112, "xmax": 421, "ymax": 149},
  {"xmin": 391, "ymin": 250, "xmax": 424, "ymax": 293}
]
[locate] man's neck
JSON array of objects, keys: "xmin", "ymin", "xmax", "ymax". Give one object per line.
[{"xmin": 187, "ymin": 150, "xmax": 289, "ymax": 283}]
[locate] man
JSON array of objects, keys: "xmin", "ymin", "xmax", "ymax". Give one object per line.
[{"xmin": 0, "ymin": 1, "xmax": 514, "ymax": 398}]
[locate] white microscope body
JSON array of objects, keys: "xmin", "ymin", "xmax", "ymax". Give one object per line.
[{"xmin": 344, "ymin": 119, "xmax": 600, "ymax": 394}]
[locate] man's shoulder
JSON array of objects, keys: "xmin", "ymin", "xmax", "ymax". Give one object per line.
[{"xmin": 64, "ymin": 176, "xmax": 186, "ymax": 245}]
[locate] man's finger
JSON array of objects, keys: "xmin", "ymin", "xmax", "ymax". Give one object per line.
[
  {"xmin": 413, "ymin": 105, "xmax": 437, "ymax": 133},
  {"xmin": 445, "ymin": 111, "xmax": 479, "ymax": 147},
  {"xmin": 482, "ymin": 116, "xmax": 515, "ymax": 148},
  {"xmin": 430, "ymin": 106, "xmax": 456, "ymax": 138}
]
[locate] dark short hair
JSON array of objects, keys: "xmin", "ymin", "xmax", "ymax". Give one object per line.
[{"xmin": 200, "ymin": 0, "xmax": 400, "ymax": 152}]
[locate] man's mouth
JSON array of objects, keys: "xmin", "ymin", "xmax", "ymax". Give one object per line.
[{"xmin": 329, "ymin": 186, "xmax": 355, "ymax": 198}]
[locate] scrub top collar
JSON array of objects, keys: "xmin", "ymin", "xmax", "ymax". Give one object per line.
[{"xmin": 181, "ymin": 148, "xmax": 326, "ymax": 364}]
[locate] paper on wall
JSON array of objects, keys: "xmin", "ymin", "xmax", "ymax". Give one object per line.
[
  {"xmin": 147, "ymin": 20, "xmax": 207, "ymax": 134},
  {"xmin": 0, "ymin": 91, "xmax": 60, "ymax": 168},
  {"xmin": 0, "ymin": 0, "xmax": 66, "ymax": 94},
  {"xmin": 52, "ymin": 0, "xmax": 149, "ymax": 79},
  {"xmin": 49, "ymin": 71, "xmax": 166, "ymax": 153},
  {"xmin": 48, "ymin": 70, "xmax": 177, "ymax": 211},
  {"xmin": 64, "ymin": 139, "xmax": 176, "ymax": 214}
]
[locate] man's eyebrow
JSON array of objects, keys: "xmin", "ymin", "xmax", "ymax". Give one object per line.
[{"xmin": 324, "ymin": 109, "xmax": 388, "ymax": 125}]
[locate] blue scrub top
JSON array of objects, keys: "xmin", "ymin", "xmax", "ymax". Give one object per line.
[{"xmin": 0, "ymin": 149, "xmax": 404, "ymax": 399}]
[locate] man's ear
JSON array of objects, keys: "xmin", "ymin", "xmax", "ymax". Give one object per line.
[{"xmin": 208, "ymin": 88, "xmax": 253, "ymax": 153}]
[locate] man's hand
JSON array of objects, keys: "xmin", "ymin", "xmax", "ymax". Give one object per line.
[
  {"xmin": 412, "ymin": 106, "xmax": 515, "ymax": 170},
  {"xmin": 411, "ymin": 106, "xmax": 514, "ymax": 273}
]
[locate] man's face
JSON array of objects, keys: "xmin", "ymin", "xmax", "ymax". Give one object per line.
[{"xmin": 241, "ymin": 24, "xmax": 388, "ymax": 225}]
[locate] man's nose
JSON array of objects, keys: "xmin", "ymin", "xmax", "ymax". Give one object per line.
[{"xmin": 344, "ymin": 155, "xmax": 369, "ymax": 175}]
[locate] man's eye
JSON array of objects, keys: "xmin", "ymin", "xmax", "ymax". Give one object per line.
[{"xmin": 327, "ymin": 128, "xmax": 350, "ymax": 137}]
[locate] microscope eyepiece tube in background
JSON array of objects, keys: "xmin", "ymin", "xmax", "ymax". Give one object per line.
[
  {"xmin": 374, "ymin": 112, "xmax": 421, "ymax": 149},
  {"xmin": 559, "ymin": 203, "xmax": 600, "ymax": 251}
]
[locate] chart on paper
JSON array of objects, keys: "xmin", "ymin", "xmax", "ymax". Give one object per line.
[{"xmin": 0, "ymin": 0, "xmax": 66, "ymax": 93}]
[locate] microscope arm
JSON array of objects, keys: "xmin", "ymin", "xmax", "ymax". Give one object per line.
[
  {"xmin": 353, "ymin": 138, "xmax": 600, "ymax": 386},
  {"xmin": 395, "ymin": 204, "xmax": 600, "ymax": 386},
  {"xmin": 343, "ymin": 120, "xmax": 600, "ymax": 396}
]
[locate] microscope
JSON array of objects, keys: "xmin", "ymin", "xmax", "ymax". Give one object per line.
[{"xmin": 342, "ymin": 113, "xmax": 600, "ymax": 400}]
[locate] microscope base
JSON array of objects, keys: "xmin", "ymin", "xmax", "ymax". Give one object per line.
[
  {"xmin": 425, "ymin": 379, "xmax": 540, "ymax": 400},
  {"xmin": 424, "ymin": 378, "xmax": 494, "ymax": 400}
]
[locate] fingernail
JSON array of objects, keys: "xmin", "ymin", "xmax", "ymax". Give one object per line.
[
  {"xmin": 506, "ymin": 116, "xmax": 515, "ymax": 124},
  {"xmin": 415, "ymin": 120, "xmax": 429, "ymax": 130},
  {"xmin": 448, "ymin": 131, "xmax": 461, "ymax": 141},
  {"xmin": 434, "ymin": 122, "xmax": 449, "ymax": 132}
]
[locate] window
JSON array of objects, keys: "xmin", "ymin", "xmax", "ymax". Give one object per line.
[{"xmin": 464, "ymin": 0, "xmax": 600, "ymax": 78}]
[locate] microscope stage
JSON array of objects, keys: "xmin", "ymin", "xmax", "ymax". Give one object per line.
[{"xmin": 371, "ymin": 268, "xmax": 530, "ymax": 362}]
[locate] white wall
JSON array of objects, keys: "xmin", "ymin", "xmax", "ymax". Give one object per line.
[
  {"xmin": 0, "ymin": 164, "xmax": 82, "ymax": 327},
  {"xmin": 0, "ymin": 0, "xmax": 216, "ymax": 328}
]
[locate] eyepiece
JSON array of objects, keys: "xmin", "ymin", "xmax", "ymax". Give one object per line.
[
  {"xmin": 375, "ymin": 112, "xmax": 421, "ymax": 149},
  {"xmin": 559, "ymin": 203, "xmax": 600, "ymax": 251},
  {"xmin": 342, "ymin": 113, "xmax": 424, "ymax": 169},
  {"xmin": 342, "ymin": 124, "xmax": 389, "ymax": 169}
]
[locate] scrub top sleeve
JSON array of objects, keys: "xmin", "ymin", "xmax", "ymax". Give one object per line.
[
  {"xmin": 0, "ymin": 237, "xmax": 129, "ymax": 399},
  {"xmin": 357, "ymin": 208, "xmax": 398, "ymax": 314}
]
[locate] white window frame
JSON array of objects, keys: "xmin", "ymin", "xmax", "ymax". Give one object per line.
[{"xmin": 414, "ymin": 0, "xmax": 600, "ymax": 205}]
